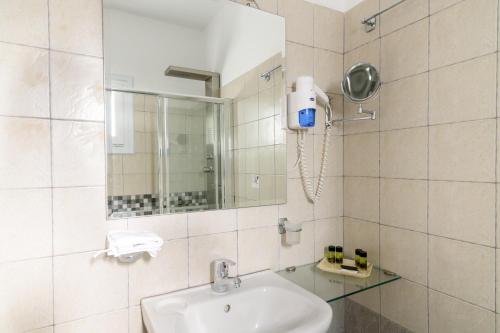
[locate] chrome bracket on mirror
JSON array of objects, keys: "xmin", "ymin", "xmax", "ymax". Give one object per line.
[{"xmin": 332, "ymin": 104, "xmax": 376, "ymax": 125}]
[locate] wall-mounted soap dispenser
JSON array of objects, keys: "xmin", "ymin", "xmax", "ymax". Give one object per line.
[{"xmin": 278, "ymin": 217, "xmax": 303, "ymax": 245}]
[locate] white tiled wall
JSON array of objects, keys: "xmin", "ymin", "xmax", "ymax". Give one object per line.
[{"xmin": 0, "ymin": 0, "xmax": 344, "ymax": 332}]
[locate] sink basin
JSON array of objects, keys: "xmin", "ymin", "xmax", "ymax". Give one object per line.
[{"xmin": 141, "ymin": 270, "xmax": 332, "ymax": 333}]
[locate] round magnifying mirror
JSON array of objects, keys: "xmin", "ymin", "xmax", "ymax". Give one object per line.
[{"xmin": 341, "ymin": 63, "xmax": 381, "ymax": 103}]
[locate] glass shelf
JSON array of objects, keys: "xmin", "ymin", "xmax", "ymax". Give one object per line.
[{"xmin": 277, "ymin": 262, "xmax": 401, "ymax": 303}]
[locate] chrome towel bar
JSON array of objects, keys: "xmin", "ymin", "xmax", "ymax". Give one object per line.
[{"xmin": 361, "ymin": 0, "xmax": 408, "ymax": 32}]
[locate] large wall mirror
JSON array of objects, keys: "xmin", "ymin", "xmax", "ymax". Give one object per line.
[{"xmin": 104, "ymin": 0, "xmax": 286, "ymax": 218}]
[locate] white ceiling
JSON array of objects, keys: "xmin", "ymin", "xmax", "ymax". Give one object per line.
[{"xmin": 305, "ymin": 0, "xmax": 365, "ymax": 12}]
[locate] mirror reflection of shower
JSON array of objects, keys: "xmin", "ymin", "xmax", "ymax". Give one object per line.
[{"xmin": 163, "ymin": 67, "xmax": 224, "ymax": 212}]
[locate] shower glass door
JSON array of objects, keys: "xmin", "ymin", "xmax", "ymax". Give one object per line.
[{"xmin": 158, "ymin": 97, "xmax": 229, "ymax": 214}]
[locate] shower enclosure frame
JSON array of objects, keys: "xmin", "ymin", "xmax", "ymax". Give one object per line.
[{"xmin": 106, "ymin": 88, "xmax": 233, "ymax": 215}]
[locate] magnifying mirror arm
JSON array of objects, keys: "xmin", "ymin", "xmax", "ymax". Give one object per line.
[{"xmin": 332, "ymin": 104, "xmax": 376, "ymax": 124}]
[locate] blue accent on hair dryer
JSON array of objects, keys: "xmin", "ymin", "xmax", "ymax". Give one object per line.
[{"xmin": 298, "ymin": 108, "xmax": 316, "ymax": 127}]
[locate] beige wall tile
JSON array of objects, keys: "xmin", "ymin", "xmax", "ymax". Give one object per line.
[
  {"xmin": 0, "ymin": 189, "xmax": 52, "ymax": 262},
  {"xmin": 50, "ymin": 52, "xmax": 104, "ymax": 121},
  {"xmin": 429, "ymin": 0, "xmax": 462, "ymax": 14},
  {"xmin": 381, "ymin": 279, "xmax": 428, "ymax": 333},
  {"xmin": 128, "ymin": 214, "xmax": 188, "ymax": 240},
  {"xmin": 381, "ymin": 18, "xmax": 429, "ymax": 82},
  {"xmin": 285, "ymin": 41, "xmax": 314, "ymax": 88},
  {"xmin": 235, "ymin": 95, "xmax": 258, "ymax": 125},
  {"xmin": 259, "ymin": 0, "xmax": 278, "ymax": 14},
  {"xmin": 344, "ymin": 177, "xmax": 379, "ymax": 222},
  {"xmin": 429, "ymin": 120, "xmax": 495, "ymax": 182},
  {"xmin": 344, "ymin": 218, "xmax": 380, "ymax": 266},
  {"xmin": 313, "ymin": 48, "xmax": 343, "ymax": 94},
  {"xmin": 53, "ymin": 253, "xmax": 128, "ymax": 323},
  {"xmin": 188, "ymin": 209, "xmax": 237, "ymax": 236},
  {"xmin": 497, "ymin": 251, "xmax": 500, "ymax": 313},
  {"xmin": 497, "ymin": 188, "xmax": 500, "ymax": 247},
  {"xmin": 344, "ymin": 39, "xmax": 380, "ymax": 70},
  {"xmin": 345, "ymin": 0, "xmax": 380, "ymax": 52},
  {"xmin": 237, "ymin": 205, "xmax": 279, "ymax": 229},
  {"xmin": 258, "ymin": 88, "xmax": 274, "ymax": 119},
  {"xmin": 49, "ymin": 0, "xmax": 103, "ymax": 57},
  {"xmin": 429, "ymin": 290, "xmax": 495, "ymax": 333},
  {"xmin": 52, "ymin": 120, "xmax": 105, "ymax": 187},
  {"xmin": 188, "ymin": 232, "xmax": 237, "ymax": 286},
  {"xmin": 54, "ymin": 310, "xmax": 128, "ymax": 333},
  {"xmin": 429, "ymin": 0, "xmax": 497, "ymax": 69},
  {"xmin": 278, "ymin": 0, "xmax": 314, "ymax": 46},
  {"xmin": 122, "ymin": 154, "xmax": 146, "ymax": 175},
  {"xmin": 280, "ymin": 178, "xmax": 314, "ymax": 222},
  {"xmin": 344, "ymin": 132, "xmax": 379, "ymax": 177},
  {"xmin": 380, "ymin": 127, "xmax": 428, "ymax": 180},
  {"xmin": 259, "ymin": 175, "xmax": 276, "ymax": 205},
  {"xmin": 279, "ymin": 221, "xmax": 315, "ymax": 269},
  {"xmin": 314, "ymin": 134, "xmax": 343, "ymax": 177},
  {"xmin": 429, "ymin": 181, "xmax": 495, "ymax": 246},
  {"xmin": 314, "ymin": 218, "xmax": 343, "ymax": 261},
  {"xmin": 380, "ymin": 0, "xmax": 429, "ymax": 36},
  {"xmin": 380, "ymin": 73, "xmax": 428, "ymax": 131},
  {"xmin": 348, "ymin": 287, "xmax": 380, "ymax": 315},
  {"xmin": 129, "ymin": 239, "xmax": 188, "ymax": 305},
  {"xmin": 380, "ymin": 179, "xmax": 427, "ymax": 233},
  {"xmin": 313, "ymin": 176, "xmax": 343, "ymax": 219},
  {"xmin": 53, "ymin": 187, "xmax": 110, "ymax": 255},
  {"xmin": 429, "ymin": 54, "xmax": 496, "ymax": 124},
  {"xmin": 258, "ymin": 117, "xmax": 275, "ymax": 146},
  {"xmin": 0, "ymin": 43, "xmax": 49, "ymax": 118},
  {"xmin": 313, "ymin": 5, "xmax": 343, "ymax": 53},
  {"xmin": 0, "ymin": 0, "xmax": 48, "ymax": 47},
  {"xmin": 0, "ymin": 117, "xmax": 51, "ymax": 188},
  {"xmin": 123, "ymin": 174, "xmax": 147, "ymax": 195},
  {"xmin": 238, "ymin": 226, "xmax": 280, "ymax": 274},
  {"xmin": 380, "ymin": 226, "xmax": 427, "ymax": 284},
  {"xmin": 429, "ymin": 235, "xmax": 495, "ymax": 309},
  {"xmin": 0, "ymin": 258, "xmax": 53, "ymax": 333}
]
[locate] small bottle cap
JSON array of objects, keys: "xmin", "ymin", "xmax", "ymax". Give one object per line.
[
  {"xmin": 355, "ymin": 249, "xmax": 362, "ymax": 255},
  {"xmin": 335, "ymin": 246, "xmax": 343, "ymax": 251},
  {"xmin": 328, "ymin": 245, "xmax": 335, "ymax": 251},
  {"xmin": 360, "ymin": 250, "xmax": 367, "ymax": 257}
]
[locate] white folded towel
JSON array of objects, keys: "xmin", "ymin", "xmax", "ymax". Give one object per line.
[{"xmin": 94, "ymin": 231, "xmax": 164, "ymax": 258}]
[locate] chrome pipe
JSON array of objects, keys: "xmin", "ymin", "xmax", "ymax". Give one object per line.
[{"xmin": 361, "ymin": 0, "xmax": 408, "ymax": 32}]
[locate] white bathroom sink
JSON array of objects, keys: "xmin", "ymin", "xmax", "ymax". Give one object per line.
[{"xmin": 141, "ymin": 270, "xmax": 332, "ymax": 333}]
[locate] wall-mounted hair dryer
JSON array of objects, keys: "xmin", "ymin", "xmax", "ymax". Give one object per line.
[
  {"xmin": 287, "ymin": 76, "xmax": 332, "ymax": 129},
  {"xmin": 287, "ymin": 76, "xmax": 333, "ymax": 204}
]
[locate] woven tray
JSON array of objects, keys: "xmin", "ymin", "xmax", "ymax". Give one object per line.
[{"xmin": 316, "ymin": 257, "xmax": 373, "ymax": 278}]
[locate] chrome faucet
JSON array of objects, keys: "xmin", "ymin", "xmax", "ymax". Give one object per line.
[{"xmin": 211, "ymin": 258, "xmax": 241, "ymax": 293}]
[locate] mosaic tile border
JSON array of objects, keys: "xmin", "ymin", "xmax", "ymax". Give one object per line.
[{"xmin": 108, "ymin": 191, "xmax": 208, "ymax": 218}]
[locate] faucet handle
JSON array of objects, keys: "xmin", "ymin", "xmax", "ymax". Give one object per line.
[
  {"xmin": 213, "ymin": 258, "xmax": 236, "ymax": 278},
  {"xmin": 213, "ymin": 258, "xmax": 236, "ymax": 266}
]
